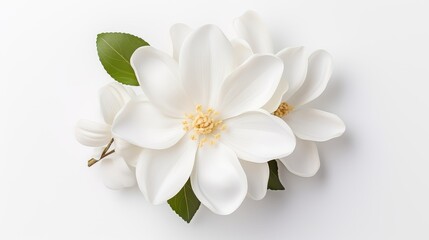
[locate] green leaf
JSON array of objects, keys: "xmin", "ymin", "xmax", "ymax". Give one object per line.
[
  {"xmin": 267, "ymin": 160, "xmax": 285, "ymax": 190},
  {"xmin": 96, "ymin": 32, "xmax": 149, "ymax": 86},
  {"xmin": 167, "ymin": 179, "xmax": 200, "ymax": 223}
]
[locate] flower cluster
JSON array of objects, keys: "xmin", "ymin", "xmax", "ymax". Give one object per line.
[{"xmin": 76, "ymin": 11, "xmax": 345, "ymax": 222}]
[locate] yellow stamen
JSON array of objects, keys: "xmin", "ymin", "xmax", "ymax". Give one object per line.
[
  {"xmin": 182, "ymin": 104, "xmax": 227, "ymax": 148},
  {"xmin": 273, "ymin": 102, "xmax": 294, "ymax": 117}
]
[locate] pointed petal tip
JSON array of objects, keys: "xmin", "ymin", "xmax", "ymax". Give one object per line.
[
  {"xmin": 233, "ymin": 10, "xmax": 273, "ymax": 54},
  {"xmin": 276, "ymin": 46, "xmax": 306, "ymax": 56},
  {"xmin": 234, "ymin": 10, "xmax": 261, "ymax": 24},
  {"xmin": 195, "ymin": 24, "xmax": 224, "ymax": 35},
  {"xmin": 170, "ymin": 23, "xmax": 191, "ymax": 34},
  {"xmin": 180, "ymin": 23, "xmax": 233, "ymax": 107},
  {"xmin": 170, "ymin": 23, "xmax": 192, "ymax": 61}
]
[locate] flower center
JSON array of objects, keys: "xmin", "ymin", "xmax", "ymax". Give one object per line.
[
  {"xmin": 273, "ymin": 102, "xmax": 294, "ymax": 117},
  {"xmin": 182, "ymin": 105, "xmax": 226, "ymax": 147}
]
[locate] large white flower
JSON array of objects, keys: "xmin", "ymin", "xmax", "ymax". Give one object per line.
[
  {"xmin": 75, "ymin": 82, "xmax": 140, "ymax": 189},
  {"xmin": 112, "ymin": 25, "xmax": 296, "ymax": 214},
  {"xmin": 234, "ymin": 11, "xmax": 346, "ymax": 177},
  {"xmin": 169, "ymin": 23, "xmax": 274, "ymax": 200}
]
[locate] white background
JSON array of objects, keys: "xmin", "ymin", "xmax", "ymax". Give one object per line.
[{"xmin": 1, "ymin": 0, "xmax": 428, "ymax": 239}]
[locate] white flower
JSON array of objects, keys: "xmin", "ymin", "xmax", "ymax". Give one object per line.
[
  {"xmin": 234, "ymin": 11, "xmax": 346, "ymax": 177},
  {"xmin": 169, "ymin": 23, "xmax": 275, "ymax": 201},
  {"xmin": 112, "ymin": 25, "xmax": 296, "ymax": 214},
  {"xmin": 75, "ymin": 82, "xmax": 141, "ymax": 189}
]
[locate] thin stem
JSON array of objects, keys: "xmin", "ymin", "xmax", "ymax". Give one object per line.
[
  {"xmin": 102, "ymin": 149, "xmax": 115, "ymax": 158},
  {"xmin": 87, "ymin": 138, "xmax": 115, "ymax": 167},
  {"xmin": 101, "ymin": 138, "xmax": 114, "ymax": 157},
  {"xmin": 88, "ymin": 158, "xmax": 99, "ymax": 167}
]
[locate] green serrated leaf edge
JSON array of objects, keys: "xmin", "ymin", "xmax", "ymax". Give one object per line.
[
  {"xmin": 167, "ymin": 179, "xmax": 201, "ymax": 223},
  {"xmin": 96, "ymin": 32, "xmax": 149, "ymax": 86}
]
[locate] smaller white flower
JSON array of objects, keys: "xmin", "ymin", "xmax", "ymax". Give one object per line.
[
  {"xmin": 75, "ymin": 82, "xmax": 141, "ymax": 189},
  {"xmin": 234, "ymin": 11, "xmax": 346, "ymax": 177}
]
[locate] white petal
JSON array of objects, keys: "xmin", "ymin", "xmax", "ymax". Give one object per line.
[
  {"xmin": 100, "ymin": 156, "xmax": 136, "ymax": 189},
  {"xmin": 263, "ymin": 47, "xmax": 308, "ymax": 112},
  {"xmin": 262, "ymin": 82, "xmax": 289, "ymax": 114},
  {"xmin": 99, "ymin": 82, "xmax": 133, "ymax": 124},
  {"xmin": 287, "ymin": 50, "xmax": 333, "ymax": 107},
  {"xmin": 277, "ymin": 159, "xmax": 288, "ymax": 185},
  {"xmin": 112, "ymin": 99, "xmax": 185, "ymax": 149},
  {"xmin": 233, "ymin": 10, "xmax": 273, "ymax": 54},
  {"xmin": 285, "ymin": 108, "xmax": 345, "ymax": 142},
  {"xmin": 114, "ymin": 138, "xmax": 143, "ymax": 167},
  {"xmin": 191, "ymin": 143, "xmax": 247, "ymax": 215},
  {"xmin": 240, "ymin": 160, "xmax": 269, "ymax": 200},
  {"xmin": 180, "ymin": 25, "xmax": 234, "ymax": 107},
  {"xmin": 277, "ymin": 47, "xmax": 308, "ymax": 101},
  {"xmin": 136, "ymin": 137, "xmax": 197, "ymax": 204},
  {"xmin": 279, "ymin": 138, "xmax": 320, "ymax": 177},
  {"xmin": 217, "ymin": 55, "xmax": 283, "ymax": 119},
  {"xmin": 221, "ymin": 110, "xmax": 296, "ymax": 163},
  {"xmin": 231, "ymin": 38, "xmax": 253, "ymax": 67},
  {"xmin": 75, "ymin": 119, "xmax": 111, "ymax": 147},
  {"xmin": 170, "ymin": 23, "xmax": 192, "ymax": 62},
  {"xmin": 131, "ymin": 46, "xmax": 193, "ymax": 117}
]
